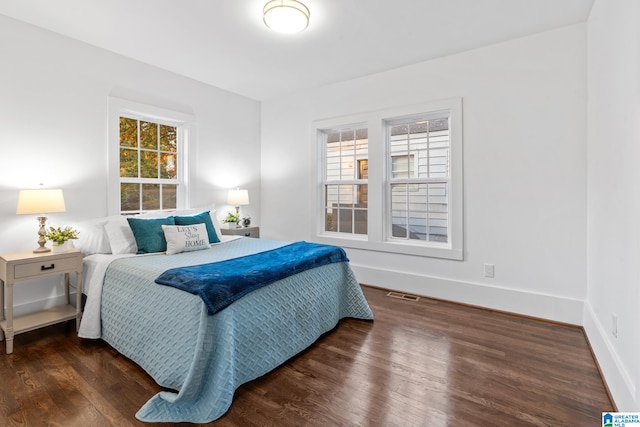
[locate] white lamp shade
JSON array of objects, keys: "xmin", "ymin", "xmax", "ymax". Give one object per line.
[
  {"xmin": 16, "ymin": 189, "xmax": 66, "ymax": 215},
  {"xmin": 263, "ymin": 0, "xmax": 310, "ymax": 34},
  {"xmin": 227, "ymin": 189, "xmax": 250, "ymax": 206}
]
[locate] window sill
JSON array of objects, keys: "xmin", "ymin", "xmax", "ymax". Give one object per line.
[{"xmin": 313, "ymin": 234, "xmax": 463, "ymax": 261}]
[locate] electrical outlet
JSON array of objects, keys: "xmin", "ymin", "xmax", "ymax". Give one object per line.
[
  {"xmin": 612, "ymin": 313, "xmax": 618, "ymax": 338},
  {"xmin": 484, "ymin": 263, "xmax": 495, "ymax": 278}
]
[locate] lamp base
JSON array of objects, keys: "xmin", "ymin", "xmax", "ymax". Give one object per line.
[
  {"xmin": 235, "ymin": 206, "xmax": 242, "ymax": 228},
  {"xmin": 34, "ymin": 215, "xmax": 50, "ymax": 253}
]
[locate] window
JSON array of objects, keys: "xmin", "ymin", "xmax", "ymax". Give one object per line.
[
  {"xmin": 313, "ymin": 98, "xmax": 462, "ymax": 260},
  {"xmin": 321, "ymin": 127, "xmax": 368, "ymax": 236},
  {"xmin": 119, "ymin": 116, "xmax": 179, "ymax": 214},
  {"xmin": 387, "ymin": 114, "xmax": 450, "ymax": 243},
  {"xmin": 108, "ymin": 97, "xmax": 194, "ymax": 215}
]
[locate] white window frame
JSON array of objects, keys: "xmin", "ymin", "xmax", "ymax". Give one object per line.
[
  {"xmin": 107, "ymin": 97, "xmax": 195, "ymax": 215},
  {"xmin": 311, "ymin": 98, "xmax": 463, "ymax": 260},
  {"xmin": 318, "ymin": 123, "xmax": 369, "ymax": 238}
]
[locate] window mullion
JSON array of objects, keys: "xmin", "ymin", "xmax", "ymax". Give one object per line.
[{"xmin": 137, "ymin": 119, "xmax": 141, "ymax": 181}]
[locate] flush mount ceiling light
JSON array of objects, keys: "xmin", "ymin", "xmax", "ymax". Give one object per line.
[{"xmin": 263, "ymin": 0, "xmax": 310, "ymax": 34}]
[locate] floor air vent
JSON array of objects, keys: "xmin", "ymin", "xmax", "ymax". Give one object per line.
[{"xmin": 386, "ymin": 291, "xmax": 420, "ymax": 302}]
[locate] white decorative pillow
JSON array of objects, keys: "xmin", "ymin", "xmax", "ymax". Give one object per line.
[
  {"xmin": 72, "ymin": 217, "xmax": 112, "ymax": 255},
  {"xmin": 104, "ymin": 217, "xmax": 137, "ymax": 254},
  {"xmin": 162, "ymin": 223, "xmax": 211, "ymax": 255}
]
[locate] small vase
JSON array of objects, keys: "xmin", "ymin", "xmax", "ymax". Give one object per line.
[
  {"xmin": 52, "ymin": 241, "xmax": 73, "ymax": 253},
  {"xmin": 226, "ymin": 222, "xmax": 238, "ymax": 229}
]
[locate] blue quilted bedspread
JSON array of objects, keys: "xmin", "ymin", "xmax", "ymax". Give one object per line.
[
  {"xmin": 155, "ymin": 241, "xmax": 349, "ymax": 314},
  {"xmin": 98, "ymin": 238, "xmax": 373, "ymax": 423}
]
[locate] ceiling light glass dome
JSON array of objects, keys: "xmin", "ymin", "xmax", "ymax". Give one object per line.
[{"xmin": 263, "ymin": 0, "xmax": 310, "ymax": 34}]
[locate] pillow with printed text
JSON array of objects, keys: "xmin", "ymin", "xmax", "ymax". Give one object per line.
[{"xmin": 162, "ymin": 223, "xmax": 211, "ymax": 255}]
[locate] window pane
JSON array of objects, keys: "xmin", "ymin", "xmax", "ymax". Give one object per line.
[
  {"xmin": 390, "ymin": 182, "xmax": 448, "ymax": 242},
  {"xmin": 142, "ymin": 184, "xmax": 160, "ymax": 210},
  {"xmin": 323, "ymin": 127, "xmax": 368, "ymax": 182},
  {"xmin": 354, "ymin": 208, "xmax": 367, "ymax": 235},
  {"xmin": 160, "ymin": 153, "xmax": 178, "ymax": 179},
  {"xmin": 339, "ymin": 184, "xmax": 355, "ymax": 207},
  {"xmin": 120, "ymin": 117, "xmax": 138, "ymax": 148},
  {"xmin": 337, "ymin": 206, "xmax": 353, "ymax": 233},
  {"xmin": 140, "ymin": 121, "xmax": 158, "ymax": 150},
  {"xmin": 409, "ymin": 184, "xmax": 429, "ymax": 240},
  {"xmin": 121, "ymin": 183, "xmax": 139, "ymax": 211},
  {"xmin": 391, "ymin": 183, "xmax": 429, "ymax": 240},
  {"xmin": 325, "ymin": 208, "xmax": 337, "ymax": 232},
  {"xmin": 390, "ymin": 116, "xmax": 450, "ymax": 180},
  {"xmin": 162, "ymin": 184, "xmax": 177, "ymax": 209},
  {"xmin": 326, "ymin": 137, "xmax": 340, "ymax": 181},
  {"xmin": 324, "ymin": 184, "xmax": 367, "ymax": 234},
  {"xmin": 391, "ymin": 183, "xmax": 409, "ymax": 238},
  {"xmin": 141, "ymin": 151, "xmax": 159, "ymax": 179},
  {"xmin": 428, "ymin": 182, "xmax": 449, "ymax": 242},
  {"xmin": 160, "ymin": 124, "xmax": 177, "ymax": 152},
  {"xmin": 120, "ymin": 148, "xmax": 138, "ymax": 178},
  {"xmin": 341, "ymin": 132, "xmax": 355, "ymax": 180}
]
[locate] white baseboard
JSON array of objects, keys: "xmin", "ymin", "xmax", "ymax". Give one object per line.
[
  {"xmin": 583, "ymin": 301, "xmax": 637, "ymax": 411},
  {"xmin": 351, "ymin": 264, "xmax": 584, "ymax": 325}
]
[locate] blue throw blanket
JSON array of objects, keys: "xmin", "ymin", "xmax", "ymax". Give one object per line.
[{"xmin": 155, "ymin": 241, "xmax": 349, "ymax": 314}]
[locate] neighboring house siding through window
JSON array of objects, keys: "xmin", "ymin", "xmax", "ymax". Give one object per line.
[
  {"xmin": 387, "ymin": 115, "xmax": 450, "ymax": 243},
  {"xmin": 314, "ymin": 98, "xmax": 463, "ymax": 260}
]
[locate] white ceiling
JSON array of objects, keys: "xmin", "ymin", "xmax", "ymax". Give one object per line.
[{"xmin": 0, "ymin": 0, "xmax": 594, "ymax": 101}]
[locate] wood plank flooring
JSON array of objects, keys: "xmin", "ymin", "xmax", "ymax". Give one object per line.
[{"xmin": 0, "ymin": 286, "xmax": 613, "ymax": 426}]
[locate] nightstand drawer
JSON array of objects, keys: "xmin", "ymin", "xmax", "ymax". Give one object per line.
[
  {"xmin": 221, "ymin": 226, "xmax": 260, "ymax": 238},
  {"xmin": 14, "ymin": 257, "xmax": 79, "ymax": 279},
  {"xmin": 240, "ymin": 228, "xmax": 259, "ymax": 238}
]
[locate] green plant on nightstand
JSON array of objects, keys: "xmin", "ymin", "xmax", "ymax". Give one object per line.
[
  {"xmin": 222, "ymin": 212, "xmax": 240, "ymax": 224},
  {"xmin": 44, "ymin": 226, "xmax": 79, "ymax": 245}
]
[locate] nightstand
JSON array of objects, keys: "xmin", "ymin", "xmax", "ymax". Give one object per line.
[
  {"xmin": 221, "ymin": 226, "xmax": 260, "ymax": 238},
  {"xmin": 0, "ymin": 249, "xmax": 83, "ymax": 354}
]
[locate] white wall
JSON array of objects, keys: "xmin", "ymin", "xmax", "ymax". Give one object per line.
[
  {"xmin": 2, "ymin": 3, "xmax": 635, "ymax": 412},
  {"xmin": 585, "ymin": 0, "xmax": 640, "ymax": 411},
  {"xmin": 261, "ymin": 24, "xmax": 587, "ymax": 325},
  {"xmin": 0, "ymin": 15, "xmax": 261, "ymax": 312}
]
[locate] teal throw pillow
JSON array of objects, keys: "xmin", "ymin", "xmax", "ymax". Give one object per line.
[
  {"xmin": 127, "ymin": 216, "xmax": 176, "ymax": 254},
  {"xmin": 174, "ymin": 211, "xmax": 220, "ymax": 244}
]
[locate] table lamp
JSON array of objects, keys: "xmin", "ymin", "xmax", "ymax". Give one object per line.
[
  {"xmin": 16, "ymin": 189, "xmax": 66, "ymax": 253},
  {"xmin": 227, "ymin": 188, "xmax": 249, "ymax": 228}
]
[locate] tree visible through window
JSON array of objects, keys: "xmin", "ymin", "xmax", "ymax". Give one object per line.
[{"xmin": 119, "ymin": 116, "xmax": 179, "ymax": 214}]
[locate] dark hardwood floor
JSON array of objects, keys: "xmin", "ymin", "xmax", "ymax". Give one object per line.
[{"xmin": 0, "ymin": 286, "xmax": 613, "ymax": 426}]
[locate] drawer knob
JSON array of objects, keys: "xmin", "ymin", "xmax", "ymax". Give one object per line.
[{"xmin": 41, "ymin": 264, "xmax": 55, "ymax": 271}]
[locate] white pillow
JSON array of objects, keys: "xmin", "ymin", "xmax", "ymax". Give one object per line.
[
  {"xmin": 162, "ymin": 223, "xmax": 211, "ymax": 255},
  {"xmin": 210, "ymin": 209, "xmax": 222, "ymax": 242},
  {"xmin": 104, "ymin": 217, "xmax": 137, "ymax": 254},
  {"xmin": 72, "ymin": 218, "xmax": 112, "ymax": 255}
]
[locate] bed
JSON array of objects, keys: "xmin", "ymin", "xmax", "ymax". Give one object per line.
[{"xmin": 73, "ymin": 211, "xmax": 374, "ymax": 423}]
